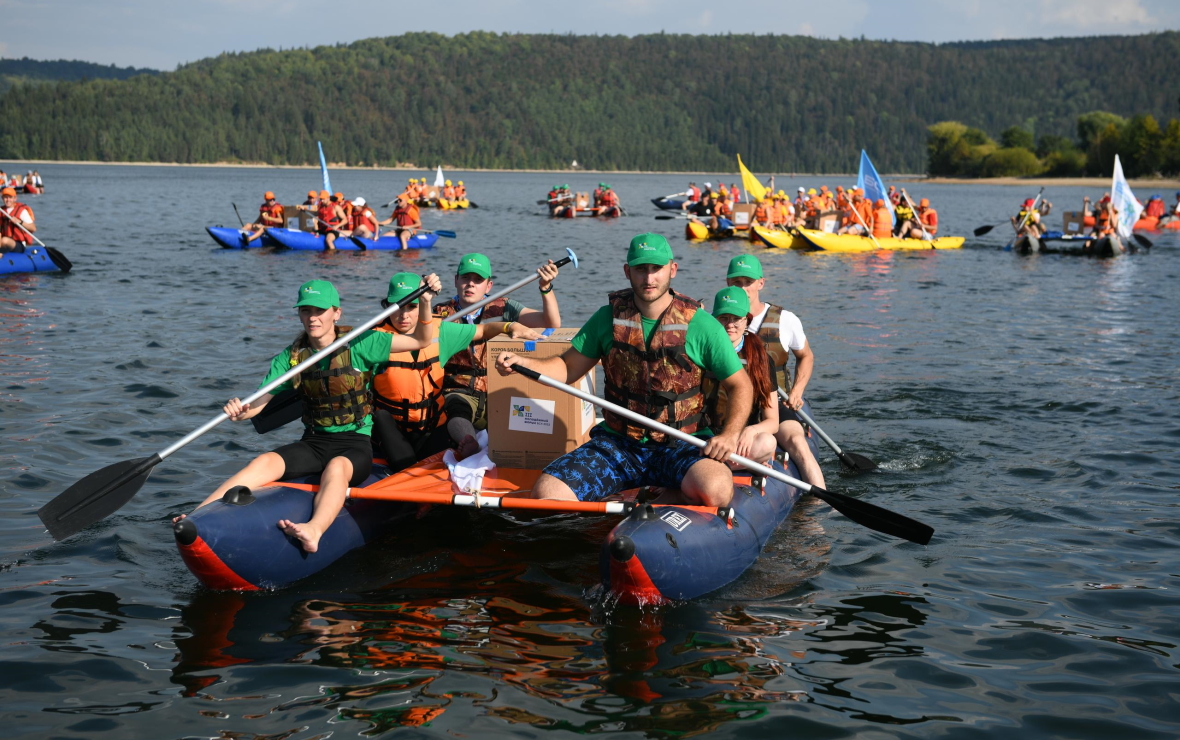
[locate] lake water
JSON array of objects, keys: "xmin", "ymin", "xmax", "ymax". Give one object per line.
[{"xmin": 2, "ymin": 164, "xmax": 1179, "ymax": 738}]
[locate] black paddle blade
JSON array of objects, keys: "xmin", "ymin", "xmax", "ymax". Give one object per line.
[
  {"xmin": 1132, "ymin": 233, "xmax": 1153, "ymax": 249},
  {"xmin": 838, "ymin": 451, "xmax": 878, "ymax": 472},
  {"xmin": 38, "ymin": 455, "xmax": 161, "ymax": 541},
  {"xmin": 251, "ymin": 388, "xmax": 303, "ymax": 434},
  {"xmin": 468, "ymin": 202, "xmax": 480, "ymax": 208},
  {"xmin": 808, "ymin": 485, "xmax": 933, "ymax": 545},
  {"xmin": 45, "ymin": 247, "xmax": 73, "ymax": 272},
  {"xmin": 973, "ymin": 224, "xmax": 996, "ymax": 237}
]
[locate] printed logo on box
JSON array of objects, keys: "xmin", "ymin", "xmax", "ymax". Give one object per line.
[
  {"xmin": 508, "ymin": 396, "xmax": 556, "ymax": 434},
  {"xmin": 660, "ymin": 510, "xmax": 692, "ymax": 532}
]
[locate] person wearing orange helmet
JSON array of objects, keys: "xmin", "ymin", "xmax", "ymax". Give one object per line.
[
  {"xmin": 901, "ymin": 197, "xmax": 939, "ymax": 240},
  {"xmin": 297, "ymin": 190, "xmax": 348, "ymax": 249},
  {"xmin": 245, "ymin": 191, "xmax": 285, "ymax": 244},
  {"xmin": 0, "ymin": 186, "xmax": 36, "ymax": 251},
  {"xmin": 378, "ymin": 193, "xmax": 422, "ymax": 249},
  {"xmin": 871, "ymin": 199, "xmax": 894, "ymax": 240}
]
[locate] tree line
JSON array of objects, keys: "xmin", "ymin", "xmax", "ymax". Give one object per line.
[
  {"xmin": 1, "ymin": 32, "xmax": 1177, "ymax": 173},
  {"xmin": 0, "ymin": 57, "xmax": 156, "ymax": 96},
  {"xmin": 927, "ymin": 109, "xmax": 1180, "ymax": 178}
]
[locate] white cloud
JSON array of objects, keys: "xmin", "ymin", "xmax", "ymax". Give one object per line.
[{"xmin": 1037, "ymin": 0, "xmax": 1151, "ymax": 31}]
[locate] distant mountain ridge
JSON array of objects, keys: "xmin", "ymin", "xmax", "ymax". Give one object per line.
[
  {"xmin": 0, "ymin": 57, "xmax": 157, "ymax": 96},
  {"xmin": 0, "ymin": 32, "xmax": 1175, "ymax": 172}
]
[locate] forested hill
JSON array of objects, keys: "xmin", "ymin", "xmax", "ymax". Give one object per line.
[
  {"xmin": 1, "ymin": 32, "xmax": 1176, "ymax": 173},
  {"xmin": 0, "ymin": 57, "xmax": 157, "ymax": 96}
]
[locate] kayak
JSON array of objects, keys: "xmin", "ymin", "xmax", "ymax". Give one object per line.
[
  {"xmin": 751, "ymin": 225, "xmax": 808, "ymax": 250},
  {"xmin": 206, "ymin": 225, "xmax": 282, "ymax": 249},
  {"xmin": 552, "ymin": 207, "xmax": 609, "ymax": 219},
  {"xmin": 176, "ymin": 416, "xmax": 822, "ymax": 603},
  {"xmin": 796, "ymin": 227, "xmax": 965, "ymax": 252},
  {"xmin": 437, "ymin": 198, "xmax": 469, "ymax": 210},
  {"xmin": 265, "ymin": 229, "xmax": 440, "ymax": 251},
  {"xmin": 1134, "ymin": 216, "xmax": 1180, "ymax": 231},
  {"xmin": 0, "ymin": 246, "xmax": 71, "ymax": 275},
  {"xmin": 652, "ymin": 197, "xmax": 686, "ymax": 211},
  {"xmin": 685, "ymin": 218, "xmax": 735, "ymax": 240}
]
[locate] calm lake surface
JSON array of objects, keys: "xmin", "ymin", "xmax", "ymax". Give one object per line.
[{"xmin": 2, "ymin": 164, "xmax": 1179, "ymax": 739}]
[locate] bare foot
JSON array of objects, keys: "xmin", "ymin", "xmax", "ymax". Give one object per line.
[
  {"xmin": 278, "ymin": 519, "xmax": 323, "ymax": 553},
  {"xmin": 455, "ymin": 434, "xmax": 480, "ymax": 462},
  {"xmin": 172, "ymin": 514, "xmax": 187, "ymax": 524}
]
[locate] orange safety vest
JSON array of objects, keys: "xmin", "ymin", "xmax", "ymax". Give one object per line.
[
  {"xmin": 0, "ymin": 202, "xmax": 34, "ymax": 245},
  {"xmin": 316, "ymin": 203, "xmax": 342, "ymax": 233},
  {"xmin": 872, "ymin": 207, "xmax": 893, "ymax": 239},
  {"xmin": 351, "ymin": 207, "xmax": 376, "ymax": 232},
  {"xmin": 373, "ymin": 319, "xmax": 446, "ymax": 434},
  {"xmin": 920, "ymin": 208, "xmax": 938, "ymax": 232},
  {"xmin": 753, "ymin": 203, "xmax": 769, "ymax": 223},
  {"xmin": 394, "ymin": 203, "xmax": 420, "ymax": 227},
  {"xmin": 602, "ymin": 289, "xmax": 704, "ymax": 443},
  {"xmin": 688, "ymin": 185, "xmax": 701, "ymax": 201},
  {"xmin": 433, "ymin": 296, "xmax": 508, "ymax": 395},
  {"xmin": 442, "ymin": 186, "xmax": 456, "ymax": 200},
  {"xmin": 258, "ymin": 202, "xmax": 285, "ymax": 227},
  {"xmin": 455, "ymin": 185, "xmax": 466, "ymax": 199}
]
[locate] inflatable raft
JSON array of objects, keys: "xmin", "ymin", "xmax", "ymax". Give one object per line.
[
  {"xmin": 685, "ymin": 218, "xmax": 735, "ymax": 240},
  {"xmin": 206, "ymin": 225, "xmax": 283, "ymax": 249},
  {"xmin": 0, "ymin": 246, "xmax": 72, "ymax": 276},
  {"xmin": 437, "ymin": 198, "xmax": 469, "ymax": 210},
  {"xmin": 1006, "ymin": 232, "xmax": 1132, "ymax": 257},
  {"xmin": 652, "ymin": 197, "xmax": 687, "ymax": 211},
  {"xmin": 176, "ymin": 424, "xmax": 821, "ymax": 604},
  {"xmin": 751, "ymin": 225, "xmax": 808, "ymax": 250},
  {"xmin": 265, "ymin": 229, "xmax": 440, "ymax": 251},
  {"xmin": 796, "ymin": 227, "xmax": 965, "ymax": 252}
]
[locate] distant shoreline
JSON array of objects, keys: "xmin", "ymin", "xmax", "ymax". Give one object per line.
[{"xmin": 5, "ymin": 160, "xmax": 1178, "ymax": 188}]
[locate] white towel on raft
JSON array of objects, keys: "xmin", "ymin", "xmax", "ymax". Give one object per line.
[{"xmin": 443, "ymin": 430, "xmax": 496, "ymax": 494}]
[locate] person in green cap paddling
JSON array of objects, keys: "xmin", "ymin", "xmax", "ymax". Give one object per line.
[
  {"xmin": 433, "ymin": 252, "xmax": 563, "ymax": 444},
  {"xmin": 703, "ymin": 286, "xmax": 780, "ymax": 466},
  {"xmin": 496, "ymin": 233, "xmax": 751, "ymax": 507},
  {"xmin": 174, "ymin": 276, "xmax": 442, "ymax": 553},
  {"xmin": 371, "ymin": 271, "xmax": 543, "ymax": 472},
  {"xmin": 724, "ymin": 254, "xmax": 824, "ymax": 487}
]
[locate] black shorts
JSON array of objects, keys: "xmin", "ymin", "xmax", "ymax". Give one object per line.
[
  {"xmin": 778, "ymin": 399, "xmax": 801, "ymax": 425},
  {"xmin": 274, "ymin": 429, "xmax": 373, "ymax": 486}
]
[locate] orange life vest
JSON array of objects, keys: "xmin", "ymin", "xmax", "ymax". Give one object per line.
[
  {"xmin": 872, "ymin": 207, "xmax": 893, "ymax": 239},
  {"xmin": 455, "ymin": 185, "xmax": 466, "ymax": 199},
  {"xmin": 433, "ymin": 296, "xmax": 508, "ymax": 395},
  {"xmin": 753, "ymin": 203, "xmax": 769, "ymax": 223},
  {"xmin": 688, "ymin": 185, "xmax": 701, "ymax": 201},
  {"xmin": 442, "ymin": 186, "xmax": 457, "ymax": 200},
  {"xmin": 259, "ymin": 202, "xmax": 284, "ymax": 227},
  {"xmin": 373, "ymin": 319, "xmax": 446, "ymax": 434},
  {"xmin": 316, "ymin": 203, "xmax": 342, "ymax": 233},
  {"xmin": 351, "ymin": 207, "xmax": 376, "ymax": 232},
  {"xmin": 602, "ymin": 289, "xmax": 704, "ymax": 443},
  {"xmin": 919, "ymin": 208, "xmax": 938, "ymax": 232},
  {"xmin": 0, "ymin": 202, "xmax": 34, "ymax": 245}
]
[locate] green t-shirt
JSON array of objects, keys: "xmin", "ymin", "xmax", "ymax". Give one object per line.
[
  {"xmin": 436, "ymin": 321, "xmax": 479, "ymax": 365},
  {"xmin": 260, "ymin": 329, "xmax": 396, "ymax": 435},
  {"xmin": 571, "ymin": 302, "xmax": 744, "ymax": 439}
]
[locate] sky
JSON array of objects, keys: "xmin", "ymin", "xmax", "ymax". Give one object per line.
[{"xmin": 2, "ymin": 0, "xmax": 1178, "ymax": 70}]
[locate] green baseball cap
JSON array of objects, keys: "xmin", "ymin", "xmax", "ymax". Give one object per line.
[
  {"xmin": 294, "ymin": 279, "xmax": 340, "ymax": 309},
  {"xmin": 456, "ymin": 252, "xmax": 492, "ymax": 279},
  {"xmin": 627, "ymin": 233, "xmax": 674, "ymax": 267},
  {"xmin": 386, "ymin": 272, "xmax": 422, "ymax": 306},
  {"xmin": 727, "ymin": 254, "xmax": 764, "ymax": 280},
  {"xmin": 599, "ymin": 182, "xmax": 606, "ymax": 187},
  {"xmin": 712, "ymin": 286, "xmax": 750, "ymax": 318}
]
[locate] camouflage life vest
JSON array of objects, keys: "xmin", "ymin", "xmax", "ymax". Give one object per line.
[
  {"xmin": 756, "ymin": 304, "xmax": 793, "ymax": 393},
  {"xmin": 289, "ymin": 325, "xmax": 373, "ymax": 429},
  {"xmin": 433, "ymin": 296, "xmax": 508, "ymax": 396},
  {"xmin": 602, "ymin": 289, "xmax": 704, "ymax": 443}
]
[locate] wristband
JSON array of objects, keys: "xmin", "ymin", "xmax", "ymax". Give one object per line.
[
  {"xmin": 539, "ymin": 285, "xmax": 553, "ymax": 295},
  {"xmin": 504, "ymin": 321, "xmax": 515, "ymax": 334}
]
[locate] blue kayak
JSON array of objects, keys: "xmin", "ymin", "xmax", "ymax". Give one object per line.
[
  {"xmin": 206, "ymin": 225, "xmax": 284, "ymax": 249},
  {"xmin": 174, "ymin": 466, "xmax": 413, "ymax": 591},
  {"xmin": 652, "ymin": 197, "xmax": 687, "ymax": 211},
  {"xmin": 265, "ymin": 229, "xmax": 440, "ymax": 251},
  {"xmin": 0, "ymin": 246, "xmax": 72, "ymax": 275}
]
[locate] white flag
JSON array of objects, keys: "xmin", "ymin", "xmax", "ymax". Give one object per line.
[
  {"xmin": 435, "ymin": 166, "xmax": 445, "ymax": 188},
  {"xmin": 1111, "ymin": 155, "xmax": 1143, "ymax": 239}
]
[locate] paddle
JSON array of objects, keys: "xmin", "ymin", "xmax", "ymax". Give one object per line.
[
  {"xmin": 656, "ymin": 191, "xmax": 688, "ymax": 201},
  {"xmin": 847, "ymin": 197, "xmax": 882, "ymax": 250},
  {"xmin": 251, "ymin": 248, "xmax": 581, "ymax": 434},
  {"xmin": 655, "ymin": 213, "xmax": 693, "ymax": 220},
  {"xmin": 508, "ymin": 365, "xmax": 933, "ymax": 545},
  {"xmin": 900, "ymin": 190, "xmax": 929, "ymax": 240},
  {"xmin": 1002, "ymin": 188, "xmax": 1045, "ymax": 251},
  {"xmin": 231, "ymin": 203, "xmax": 245, "ymax": 228},
  {"xmin": 1132, "ymin": 233, "xmax": 1153, "ymax": 249},
  {"xmin": 0, "ymin": 207, "xmax": 72, "ymax": 272},
  {"xmin": 37, "ymin": 284, "xmax": 435, "ymax": 542},
  {"xmin": 777, "ymin": 389, "xmax": 876, "ymax": 472}
]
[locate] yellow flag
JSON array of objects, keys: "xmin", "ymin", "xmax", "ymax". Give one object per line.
[{"xmin": 737, "ymin": 154, "xmax": 767, "ymax": 201}]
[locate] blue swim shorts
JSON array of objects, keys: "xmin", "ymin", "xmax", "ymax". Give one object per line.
[{"xmin": 541, "ymin": 427, "xmax": 712, "ymax": 502}]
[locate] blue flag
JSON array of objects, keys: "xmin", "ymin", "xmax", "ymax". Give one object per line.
[
  {"xmin": 856, "ymin": 150, "xmax": 895, "ymax": 226},
  {"xmin": 317, "ymin": 141, "xmax": 332, "ymax": 194}
]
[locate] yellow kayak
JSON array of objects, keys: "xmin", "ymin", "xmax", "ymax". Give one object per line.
[
  {"xmin": 438, "ymin": 198, "xmax": 469, "ymax": 210},
  {"xmin": 796, "ymin": 228, "xmax": 965, "ymax": 253},
  {"xmin": 750, "ymin": 225, "xmax": 808, "ymax": 249}
]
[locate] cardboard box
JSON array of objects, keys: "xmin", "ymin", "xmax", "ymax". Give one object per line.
[
  {"xmin": 1062, "ymin": 210, "xmax": 1086, "ymax": 235},
  {"xmin": 730, "ymin": 203, "xmax": 755, "ymax": 228},
  {"xmin": 486, "ymin": 328, "xmax": 596, "ymax": 470},
  {"xmin": 816, "ymin": 209, "xmax": 841, "ymax": 233}
]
